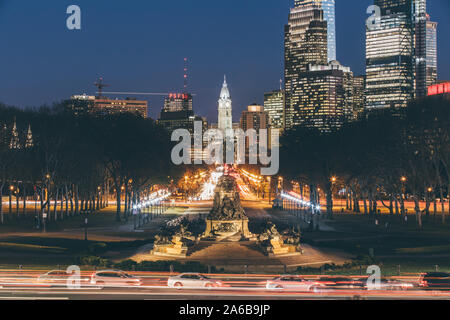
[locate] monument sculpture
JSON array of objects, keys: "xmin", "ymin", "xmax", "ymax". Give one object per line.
[
  {"xmin": 257, "ymin": 222, "xmax": 303, "ymax": 256},
  {"xmin": 202, "ymin": 175, "xmax": 253, "ymax": 241},
  {"xmin": 151, "ymin": 175, "xmax": 302, "ymax": 259},
  {"xmin": 151, "ymin": 223, "xmax": 192, "ymax": 258}
]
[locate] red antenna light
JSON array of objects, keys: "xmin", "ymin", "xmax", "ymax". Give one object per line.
[{"xmin": 183, "ymin": 57, "xmax": 188, "ymax": 93}]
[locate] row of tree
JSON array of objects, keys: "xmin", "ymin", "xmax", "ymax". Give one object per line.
[
  {"xmin": 0, "ymin": 102, "xmax": 181, "ymax": 224},
  {"xmin": 280, "ymin": 97, "xmax": 450, "ymax": 229}
]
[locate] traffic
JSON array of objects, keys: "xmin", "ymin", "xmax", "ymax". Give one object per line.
[{"xmin": 0, "ymin": 269, "xmax": 448, "ymax": 299}]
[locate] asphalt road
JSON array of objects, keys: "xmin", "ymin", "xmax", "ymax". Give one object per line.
[{"xmin": 0, "ymin": 271, "xmax": 448, "ymax": 300}]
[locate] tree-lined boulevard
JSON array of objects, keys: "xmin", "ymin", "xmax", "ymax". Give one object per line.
[{"xmin": 0, "ymin": 97, "xmax": 449, "ymax": 299}]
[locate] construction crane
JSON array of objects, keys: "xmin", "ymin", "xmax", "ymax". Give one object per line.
[
  {"xmin": 96, "ymin": 59, "xmax": 196, "ymax": 97},
  {"xmin": 94, "ymin": 77, "xmax": 110, "ymax": 98}
]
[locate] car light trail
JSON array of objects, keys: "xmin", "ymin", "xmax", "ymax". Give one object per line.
[
  {"xmin": 133, "ymin": 191, "xmax": 171, "ymax": 210},
  {"xmin": 280, "ymin": 192, "xmax": 321, "ymax": 211},
  {"xmin": 199, "ymin": 170, "xmax": 223, "ymax": 200}
]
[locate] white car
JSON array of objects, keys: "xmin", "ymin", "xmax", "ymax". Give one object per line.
[
  {"xmin": 90, "ymin": 270, "xmax": 142, "ymax": 287},
  {"xmin": 365, "ymin": 278, "xmax": 414, "ymax": 291},
  {"xmin": 37, "ymin": 270, "xmax": 90, "ymax": 285},
  {"xmin": 167, "ymin": 273, "xmax": 223, "ymax": 289},
  {"xmin": 266, "ymin": 276, "xmax": 322, "ymax": 291}
]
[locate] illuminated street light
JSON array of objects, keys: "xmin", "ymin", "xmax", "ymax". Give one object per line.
[{"xmin": 400, "ymin": 176, "xmax": 407, "ymax": 183}]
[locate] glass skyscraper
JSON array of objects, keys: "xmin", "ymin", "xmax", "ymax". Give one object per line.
[
  {"xmin": 284, "ymin": 2, "xmax": 328, "ymax": 128},
  {"xmin": 425, "ymin": 18, "xmax": 437, "ymax": 89},
  {"xmin": 365, "ymin": 11, "xmax": 414, "ymax": 109},
  {"xmin": 295, "ymin": 0, "xmax": 336, "ymax": 62},
  {"xmin": 366, "ymin": 0, "xmax": 437, "ymax": 106}
]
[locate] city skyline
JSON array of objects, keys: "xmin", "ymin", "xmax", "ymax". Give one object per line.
[
  {"xmin": 0, "ymin": 0, "xmax": 449, "ymax": 304},
  {"xmin": 0, "ymin": 0, "xmax": 449, "ymax": 122}
]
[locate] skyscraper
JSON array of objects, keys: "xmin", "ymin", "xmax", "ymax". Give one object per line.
[
  {"xmin": 353, "ymin": 75, "xmax": 366, "ymax": 119},
  {"xmin": 264, "ymin": 89, "xmax": 285, "ymax": 130},
  {"xmin": 366, "ymin": 0, "xmax": 437, "ymax": 106},
  {"xmin": 158, "ymin": 93, "xmax": 203, "ymax": 135},
  {"xmin": 295, "ymin": 0, "xmax": 336, "ymax": 62},
  {"xmin": 290, "ymin": 61, "xmax": 354, "ymax": 132},
  {"xmin": 365, "ymin": 1, "xmax": 414, "ymax": 109},
  {"xmin": 218, "ymin": 76, "xmax": 233, "ymax": 137},
  {"xmin": 284, "ymin": 2, "xmax": 328, "ymax": 129},
  {"xmin": 425, "ymin": 18, "xmax": 438, "ymax": 89}
]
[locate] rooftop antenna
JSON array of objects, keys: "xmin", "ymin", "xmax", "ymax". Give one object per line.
[
  {"xmin": 183, "ymin": 58, "xmax": 188, "ymax": 93},
  {"xmin": 280, "ymin": 79, "xmax": 283, "ymax": 91},
  {"xmin": 94, "ymin": 77, "xmax": 110, "ymax": 98}
]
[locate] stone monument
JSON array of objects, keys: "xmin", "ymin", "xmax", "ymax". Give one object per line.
[
  {"xmin": 257, "ymin": 222, "xmax": 303, "ymax": 257},
  {"xmin": 202, "ymin": 175, "xmax": 253, "ymax": 241},
  {"xmin": 151, "ymin": 225, "xmax": 191, "ymax": 258}
]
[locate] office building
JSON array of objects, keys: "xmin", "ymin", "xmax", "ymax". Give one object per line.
[
  {"xmin": 365, "ymin": 10, "xmax": 414, "ymax": 109},
  {"xmin": 295, "ymin": 0, "xmax": 336, "ymax": 61},
  {"xmin": 240, "ymin": 104, "xmax": 270, "ymax": 133},
  {"xmin": 284, "ymin": 2, "xmax": 328, "ymax": 128},
  {"xmin": 366, "ymin": 0, "xmax": 438, "ymax": 105},
  {"xmin": 158, "ymin": 93, "xmax": 206, "ymax": 135},
  {"xmin": 353, "ymin": 76, "xmax": 366, "ymax": 119},
  {"xmin": 291, "ymin": 61, "xmax": 354, "ymax": 132},
  {"xmin": 264, "ymin": 89, "xmax": 285, "ymax": 130},
  {"xmin": 68, "ymin": 94, "xmax": 148, "ymax": 118}
]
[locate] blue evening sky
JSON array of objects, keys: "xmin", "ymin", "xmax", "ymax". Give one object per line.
[{"xmin": 0, "ymin": 0, "xmax": 449, "ymax": 121}]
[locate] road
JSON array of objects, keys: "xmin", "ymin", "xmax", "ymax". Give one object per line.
[{"xmin": 0, "ymin": 271, "xmax": 448, "ymax": 300}]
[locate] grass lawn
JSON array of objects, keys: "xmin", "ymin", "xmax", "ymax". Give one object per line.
[{"xmin": 299, "ymin": 212, "xmax": 450, "ymax": 276}]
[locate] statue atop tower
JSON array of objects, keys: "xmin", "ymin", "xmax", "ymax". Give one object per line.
[{"xmin": 218, "ymin": 75, "xmax": 233, "ymax": 136}]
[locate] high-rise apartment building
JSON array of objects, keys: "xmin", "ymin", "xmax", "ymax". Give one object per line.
[{"xmin": 295, "ymin": 0, "xmax": 336, "ymax": 61}]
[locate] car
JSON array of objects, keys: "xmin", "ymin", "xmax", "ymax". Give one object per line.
[
  {"xmin": 90, "ymin": 270, "xmax": 142, "ymax": 287},
  {"xmin": 37, "ymin": 270, "xmax": 90, "ymax": 285},
  {"xmin": 419, "ymin": 272, "xmax": 450, "ymax": 290},
  {"xmin": 266, "ymin": 275, "xmax": 322, "ymax": 291},
  {"xmin": 167, "ymin": 273, "xmax": 223, "ymax": 289},
  {"xmin": 365, "ymin": 278, "xmax": 414, "ymax": 291},
  {"xmin": 315, "ymin": 277, "xmax": 366, "ymax": 291}
]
